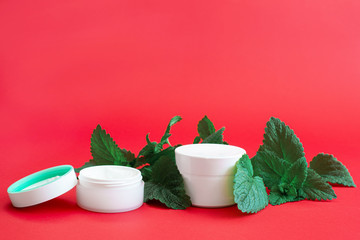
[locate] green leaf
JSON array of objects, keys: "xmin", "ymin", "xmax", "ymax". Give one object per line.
[
  {"xmin": 193, "ymin": 136, "xmax": 201, "ymax": 144},
  {"xmin": 90, "ymin": 125, "xmax": 128, "ymax": 166},
  {"xmin": 252, "ymin": 151, "xmax": 308, "ymax": 206},
  {"xmin": 310, "ymin": 153, "xmax": 356, "ymax": 187},
  {"xmin": 145, "ymin": 146, "xmax": 176, "ymax": 166},
  {"xmin": 197, "ymin": 115, "xmax": 216, "ymax": 140},
  {"xmin": 238, "ymin": 154, "xmax": 254, "ymax": 176},
  {"xmin": 135, "ymin": 145, "xmax": 176, "ymax": 168},
  {"xmin": 135, "ymin": 134, "xmax": 157, "ymax": 167},
  {"xmin": 133, "ymin": 156, "xmax": 147, "ymax": 168},
  {"xmin": 75, "ymin": 159, "xmax": 96, "ymax": 173},
  {"xmin": 269, "ymin": 157, "xmax": 308, "ymax": 202},
  {"xmin": 281, "ymin": 157, "xmax": 308, "ymax": 190},
  {"xmin": 300, "ymin": 169, "xmax": 337, "ymax": 201},
  {"xmin": 252, "ymin": 150, "xmax": 289, "ymax": 190},
  {"xmin": 136, "ymin": 117, "xmax": 181, "ymax": 167},
  {"xmin": 259, "ymin": 117, "xmax": 304, "ymax": 164},
  {"xmin": 168, "ymin": 115, "xmax": 183, "ymax": 128},
  {"xmin": 233, "ymin": 154, "xmax": 268, "ymax": 213},
  {"xmin": 269, "ymin": 189, "xmax": 302, "ymax": 205},
  {"xmin": 155, "ymin": 116, "xmax": 182, "ymax": 152},
  {"xmin": 144, "ymin": 156, "xmax": 191, "ymax": 209},
  {"xmin": 139, "ymin": 165, "xmax": 153, "ymax": 182},
  {"xmin": 202, "ymin": 127, "xmax": 225, "ymax": 144},
  {"xmin": 193, "ymin": 116, "xmax": 226, "ymax": 144},
  {"xmin": 121, "ymin": 149, "xmax": 136, "ymax": 167},
  {"xmin": 138, "ymin": 134, "xmax": 157, "ymax": 157}
]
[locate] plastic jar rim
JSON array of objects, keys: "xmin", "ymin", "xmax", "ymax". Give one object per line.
[
  {"xmin": 175, "ymin": 143, "xmax": 246, "ymax": 159},
  {"xmin": 78, "ymin": 165, "xmax": 142, "ymax": 186}
]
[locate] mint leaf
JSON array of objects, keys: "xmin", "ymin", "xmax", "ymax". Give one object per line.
[
  {"xmin": 233, "ymin": 154, "xmax": 268, "ymax": 213},
  {"xmin": 134, "ymin": 134, "xmax": 157, "ymax": 167},
  {"xmin": 269, "ymin": 189, "xmax": 302, "ymax": 205},
  {"xmin": 121, "ymin": 149, "xmax": 136, "ymax": 167},
  {"xmin": 133, "ymin": 157, "xmax": 147, "ymax": 168},
  {"xmin": 75, "ymin": 159, "xmax": 96, "ymax": 173},
  {"xmin": 202, "ymin": 127, "xmax": 225, "ymax": 144},
  {"xmin": 197, "ymin": 115, "xmax": 216, "ymax": 140},
  {"xmin": 144, "ymin": 156, "xmax": 191, "ymax": 209},
  {"xmin": 135, "ymin": 144, "xmax": 176, "ymax": 168},
  {"xmin": 253, "ymin": 117, "xmax": 342, "ymax": 205},
  {"xmin": 259, "ymin": 117, "xmax": 304, "ymax": 164},
  {"xmin": 139, "ymin": 165, "xmax": 152, "ymax": 182},
  {"xmin": 300, "ymin": 169, "xmax": 337, "ymax": 200},
  {"xmin": 281, "ymin": 157, "xmax": 308, "ymax": 190},
  {"xmin": 193, "ymin": 136, "xmax": 201, "ymax": 144},
  {"xmin": 168, "ymin": 115, "xmax": 183, "ymax": 128},
  {"xmin": 138, "ymin": 133, "xmax": 157, "ymax": 158},
  {"xmin": 238, "ymin": 154, "xmax": 254, "ymax": 176},
  {"xmin": 194, "ymin": 116, "xmax": 226, "ymax": 144},
  {"xmin": 252, "ymin": 150, "xmax": 289, "ymax": 190},
  {"xmin": 90, "ymin": 125, "xmax": 128, "ymax": 166},
  {"xmin": 144, "ymin": 146, "xmax": 175, "ymax": 166},
  {"xmin": 155, "ymin": 116, "xmax": 182, "ymax": 152},
  {"xmin": 267, "ymin": 157, "xmax": 308, "ymax": 205},
  {"xmin": 310, "ymin": 153, "xmax": 356, "ymax": 187}
]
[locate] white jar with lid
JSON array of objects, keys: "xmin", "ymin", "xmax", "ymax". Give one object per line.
[
  {"xmin": 76, "ymin": 165, "xmax": 144, "ymax": 213},
  {"xmin": 175, "ymin": 144, "xmax": 246, "ymax": 208}
]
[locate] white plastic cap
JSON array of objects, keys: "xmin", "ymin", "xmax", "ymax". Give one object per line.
[{"xmin": 7, "ymin": 165, "xmax": 77, "ymax": 208}]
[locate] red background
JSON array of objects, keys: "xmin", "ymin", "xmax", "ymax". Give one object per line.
[{"xmin": 1, "ymin": 0, "xmax": 360, "ymax": 239}]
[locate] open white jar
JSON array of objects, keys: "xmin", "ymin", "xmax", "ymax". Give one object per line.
[
  {"xmin": 175, "ymin": 144, "xmax": 246, "ymax": 208},
  {"xmin": 7, "ymin": 165, "xmax": 144, "ymax": 213},
  {"xmin": 77, "ymin": 165, "xmax": 144, "ymax": 213}
]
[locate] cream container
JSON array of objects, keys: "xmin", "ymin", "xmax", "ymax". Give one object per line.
[
  {"xmin": 77, "ymin": 165, "xmax": 144, "ymax": 213},
  {"xmin": 175, "ymin": 144, "xmax": 246, "ymax": 208},
  {"xmin": 7, "ymin": 165, "xmax": 144, "ymax": 213},
  {"xmin": 7, "ymin": 165, "xmax": 78, "ymax": 208}
]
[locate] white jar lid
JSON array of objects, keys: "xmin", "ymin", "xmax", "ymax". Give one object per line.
[
  {"xmin": 7, "ymin": 165, "xmax": 77, "ymax": 208},
  {"xmin": 175, "ymin": 144, "xmax": 246, "ymax": 176}
]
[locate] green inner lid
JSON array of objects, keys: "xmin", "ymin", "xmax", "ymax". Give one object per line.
[{"xmin": 7, "ymin": 165, "xmax": 74, "ymax": 193}]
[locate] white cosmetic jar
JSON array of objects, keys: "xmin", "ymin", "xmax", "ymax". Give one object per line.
[
  {"xmin": 77, "ymin": 165, "xmax": 144, "ymax": 213},
  {"xmin": 175, "ymin": 144, "xmax": 246, "ymax": 208}
]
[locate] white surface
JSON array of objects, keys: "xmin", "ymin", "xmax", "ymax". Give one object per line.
[{"xmin": 175, "ymin": 144, "xmax": 246, "ymax": 207}]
